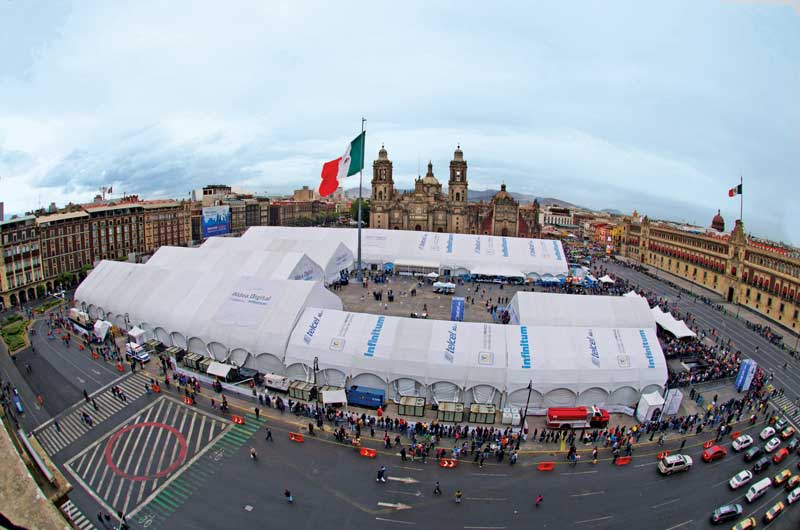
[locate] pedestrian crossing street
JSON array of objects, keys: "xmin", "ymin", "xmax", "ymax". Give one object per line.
[
  {"xmin": 34, "ymin": 372, "xmax": 153, "ymax": 457},
  {"xmin": 60, "ymin": 500, "xmax": 97, "ymax": 530},
  {"xmin": 771, "ymin": 393, "xmax": 800, "ymax": 428}
]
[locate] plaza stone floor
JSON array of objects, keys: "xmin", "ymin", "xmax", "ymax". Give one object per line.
[{"xmin": 333, "ymin": 275, "xmax": 534, "ymax": 323}]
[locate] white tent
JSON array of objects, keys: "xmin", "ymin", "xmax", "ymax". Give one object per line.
[
  {"xmin": 93, "ymin": 320, "xmax": 112, "ymax": 341},
  {"xmin": 202, "ymin": 236, "xmax": 353, "ymax": 284},
  {"xmin": 241, "ymin": 226, "xmax": 569, "ymax": 279},
  {"xmin": 635, "ymin": 391, "xmax": 665, "ymax": 422},
  {"xmin": 128, "ymin": 326, "xmax": 146, "ymax": 345},
  {"xmin": 599, "ymin": 275, "xmax": 615, "ymax": 284},
  {"xmin": 146, "ymin": 245, "xmax": 325, "ymax": 283},
  {"xmin": 426, "ymin": 272, "xmax": 439, "ymax": 279},
  {"xmin": 651, "ymin": 307, "xmax": 696, "ymax": 339},
  {"xmin": 75, "ymin": 260, "xmax": 343, "ymax": 364},
  {"xmin": 207, "ymin": 361, "xmax": 234, "ymax": 379},
  {"xmin": 507, "ymin": 292, "xmax": 656, "ymax": 329}
]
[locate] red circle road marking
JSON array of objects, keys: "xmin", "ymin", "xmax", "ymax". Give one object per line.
[{"xmin": 104, "ymin": 422, "xmax": 188, "ymax": 482}]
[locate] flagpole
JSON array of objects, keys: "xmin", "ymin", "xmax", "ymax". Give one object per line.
[
  {"xmin": 357, "ymin": 117, "xmax": 366, "ymax": 283},
  {"xmin": 739, "ymin": 175, "xmax": 743, "ymax": 222}
]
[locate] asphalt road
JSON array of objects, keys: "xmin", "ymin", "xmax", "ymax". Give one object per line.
[{"xmin": 17, "ymin": 271, "xmax": 800, "ymax": 530}]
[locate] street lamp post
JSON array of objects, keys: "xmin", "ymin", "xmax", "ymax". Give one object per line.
[
  {"xmin": 521, "ymin": 379, "xmax": 533, "ymax": 436},
  {"xmin": 313, "ymin": 356, "xmax": 319, "ymax": 403}
]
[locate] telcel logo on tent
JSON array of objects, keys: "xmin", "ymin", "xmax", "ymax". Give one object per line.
[
  {"xmin": 303, "ymin": 310, "xmax": 323, "ymax": 344},
  {"xmin": 586, "ymin": 329, "xmax": 600, "ymax": 366},
  {"xmin": 364, "ymin": 316, "xmax": 385, "ymax": 357},
  {"xmin": 639, "ymin": 330, "xmax": 656, "ymax": 368},
  {"xmin": 445, "ymin": 324, "xmax": 458, "ymax": 362},
  {"xmin": 528, "ymin": 240, "xmax": 537, "ymax": 257},
  {"xmin": 552, "ymin": 241, "xmax": 562, "ymax": 261},
  {"xmin": 519, "ymin": 326, "xmax": 531, "ymax": 369}
]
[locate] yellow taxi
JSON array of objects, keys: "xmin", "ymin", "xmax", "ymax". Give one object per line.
[
  {"xmin": 785, "ymin": 474, "xmax": 800, "ymax": 491},
  {"xmin": 762, "ymin": 501, "xmax": 785, "ymax": 524},
  {"xmin": 731, "ymin": 516, "xmax": 756, "ymax": 530},
  {"xmin": 773, "ymin": 469, "xmax": 792, "ymax": 486}
]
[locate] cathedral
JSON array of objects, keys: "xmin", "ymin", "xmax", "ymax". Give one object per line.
[{"xmin": 369, "ymin": 145, "xmax": 541, "ymax": 238}]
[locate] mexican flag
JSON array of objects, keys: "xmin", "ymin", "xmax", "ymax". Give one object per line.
[
  {"xmin": 319, "ymin": 132, "xmax": 365, "ymax": 197},
  {"xmin": 728, "ymin": 183, "xmax": 742, "ymax": 197}
]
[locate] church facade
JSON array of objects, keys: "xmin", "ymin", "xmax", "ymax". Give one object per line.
[{"xmin": 369, "ymin": 145, "xmax": 541, "ymax": 238}]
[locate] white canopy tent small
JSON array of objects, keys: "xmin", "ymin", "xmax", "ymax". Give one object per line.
[
  {"xmin": 207, "ymin": 361, "xmax": 234, "ymax": 379},
  {"xmin": 599, "ymin": 275, "xmax": 616, "ymax": 284},
  {"xmin": 93, "ymin": 320, "xmax": 112, "ymax": 341},
  {"xmin": 128, "ymin": 326, "xmax": 147, "ymax": 345},
  {"xmin": 651, "ymin": 307, "xmax": 697, "ymax": 339},
  {"xmin": 507, "ymin": 292, "xmax": 656, "ymax": 329},
  {"xmin": 635, "ymin": 391, "xmax": 665, "ymax": 422}
]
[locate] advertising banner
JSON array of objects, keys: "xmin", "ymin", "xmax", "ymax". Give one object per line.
[
  {"xmin": 450, "ymin": 297, "xmax": 465, "ymax": 322},
  {"xmin": 213, "ymin": 277, "xmax": 276, "ymax": 327},
  {"xmin": 735, "ymin": 359, "xmax": 757, "ymax": 392},
  {"xmin": 202, "ymin": 206, "xmax": 231, "ymax": 238}
]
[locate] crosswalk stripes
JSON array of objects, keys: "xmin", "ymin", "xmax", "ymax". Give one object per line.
[
  {"xmin": 34, "ymin": 372, "xmax": 154, "ymax": 456},
  {"xmin": 771, "ymin": 394, "xmax": 800, "ymax": 427},
  {"xmin": 60, "ymin": 500, "xmax": 97, "ymax": 530}
]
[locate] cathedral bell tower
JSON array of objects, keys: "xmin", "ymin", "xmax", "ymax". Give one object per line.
[
  {"xmin": 447, "ymin": 145, "xmax": 468, "ymax": 233},
  {"xmin": 370, "ymin": 144, "xmax": 394, "ymax": 229}
]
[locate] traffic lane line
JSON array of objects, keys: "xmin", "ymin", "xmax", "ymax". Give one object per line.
[
  {"xmin": 651, "ymin": 498, "xmax": 680, "ymax": 509},
  {"xmin": 663, "ymin": 520, "xmax": 693, "ymax": 530},
  {"xmin": 573, "ymin": 515, "xmax": 612, "ymax": 525},
  {"xmin": 570, "ymin": 491, "xmax": 604, "ymax": 497},
  {"xmin": 560, "ymin": 470, "xmax": 598, "ymax": 476},
  {"xmin": 375, "ymin": 517, "xmax": 415, "ymax": 525}
]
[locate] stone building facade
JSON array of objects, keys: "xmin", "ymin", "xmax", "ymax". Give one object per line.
[
  {"xmin": 621, "ymin": 211, "xmax": 800, "ymax": 334},
  {"xmin": 369, "ymin": 145, "xmax": 540, "ymax": 238}
]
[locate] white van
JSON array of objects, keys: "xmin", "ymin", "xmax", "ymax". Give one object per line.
[{"xmin": 746, "ymin": 478, "xmax": 772, "ymax": 503}]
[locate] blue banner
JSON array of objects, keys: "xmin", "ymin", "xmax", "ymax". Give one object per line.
[
  {"xmin": 202, "ymin": 206, "xmax": 231, "ymax": 238},
  {"xmin": 735, "ymin": 359, "xmax": 757, "ymax": 392},
  {"xmin": 450, "ymin": 297, "xmax": 465, "ymax": 322}
]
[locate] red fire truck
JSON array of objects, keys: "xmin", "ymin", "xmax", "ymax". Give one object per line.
[{"xmin": 546, "ymin": 406, "xmax": 610, "ymax": 429}]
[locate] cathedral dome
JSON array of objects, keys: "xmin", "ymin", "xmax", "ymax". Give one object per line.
[
  {"xmin": 422, "ymin": 161, "xmax": 439, "ymax": 185},
  {"xmin": 711, "ymin": 209, "xmax": 725, "ymax": 232},
  {"xmin": 378, "ymin": 143, "xmax": 388, "ymax": 160},
  {"xmin": 492, "ymin": 183, "xmax": 513, "ymax": 202},
  {"xmin": 453, "ymin": 144, "xmax": 464, "ymax": 161}
]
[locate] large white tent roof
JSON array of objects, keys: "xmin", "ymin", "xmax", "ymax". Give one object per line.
[
  {"xmin": 201, "ymin": 236, "xmax": 353, "ymax": 283},
  {"xmin": 241, "ymin": 226, "xmax": 569, "ymax": 278},
  {"xmin": 75, "ymin": 260, "xmax": 342, "ymax": 357},
  {"xmin": 285, "ymin": 307, "xmax": 666, "ymax": 395},
  {"xmin": 507, "ymin": 292, "xmax": 656, "ymax": 329},
  {"xmin": 651, "ymin": 307, "xmax": 697, "ymax": 339},
  {"xmin": 146, "ymin": 245, "xmax": 325, "ymax": 282}
]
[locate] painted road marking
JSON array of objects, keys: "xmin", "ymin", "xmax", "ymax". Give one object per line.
[
  {"xmin": 663, "ymin": 520, "xmax": 693, "ymax": 530},
  {"xmin": 465, "ymin": 497, "xmax": 507, "ymax": 501},
  {"xmin": 635, "ymin": 462, "xmax": 658, "ymax": 467},
  {"xmin": 574, "ymin": 516, "xmax": 613, "ymax": 525},
  {"xmin": 375, "ymin": 517, "xmax": 415, "ymax": 525},
  {"xmin": 63, "ymin": 395, "xmax": 224, "ymax": 519},
  {"xmin": 651, "ymin": 498, "xmax": 680, "ymax": 509},
  {"xmin": 34, "ymin": 372, "xmax": 152, "ymax": 456},
  {"xmin": 561, "ymin": 470, "xmax": 598, "ymax": 475},
  {"xmin": 570, "ymin": 491, "xmax": 604, "ymax": 497},
  {"xmin": 60, "ymin": 500, "xmax": 98, "ymax": 530}
]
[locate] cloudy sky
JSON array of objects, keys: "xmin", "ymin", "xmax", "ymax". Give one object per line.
[{"xmin": 1, "ymin": 1, "xmax": 798, "ymax": 242}]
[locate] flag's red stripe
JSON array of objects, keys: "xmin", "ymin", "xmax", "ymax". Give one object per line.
[{"xmin": 321, "ymin": 157, "xmax": 342, "ymax": 179}]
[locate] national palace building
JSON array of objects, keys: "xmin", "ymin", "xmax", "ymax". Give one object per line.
[
  {"xmin": 369, "ymin": 145, "xmax": 541, "ymax": 238},
  {"xmin": 620, "ymin": 210, "xmax": 800, "ymax": 334}
]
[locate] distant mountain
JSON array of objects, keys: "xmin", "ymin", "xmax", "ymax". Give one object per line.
[
  {"xmin": 345, "ymin": 186, "xmax": 579, "ymax": 208},
  {"xmin": 600, "ymin": 208, "xmax": 623, "ymax": 215}
]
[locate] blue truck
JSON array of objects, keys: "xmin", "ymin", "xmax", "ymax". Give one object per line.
[{"xmin": 346, "ymin": 386, "xmax": 385, "ymax": 409}]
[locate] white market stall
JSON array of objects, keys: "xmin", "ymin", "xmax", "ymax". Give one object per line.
[{"xmin": 635, "ymin": 391, "xmax": 665, "ymax": 423}]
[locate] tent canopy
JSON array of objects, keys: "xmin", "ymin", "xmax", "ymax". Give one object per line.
[
  {"xmin": 651, "ymin": 307, "xmax": 696, "ymax": 339},
  {"xmin": 599, "ymin": 275, "xmax": 615, "ymax": 284},
  {"xmin": 241, "ymin": 226, "xmax": 568, "ymax": 279},
  {"xmin": 507, "ymin": 292, "xmax": 656, "ymax": 329},
  {"xmin": 75, "ymin": 260, "xmax": 343, "ymax": 358},
  {"xmin": 207, "ymin": 361, "xmax": 233, "ymax": 378}
]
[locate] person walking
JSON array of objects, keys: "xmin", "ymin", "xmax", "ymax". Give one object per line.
[
  {"xmin": 255, "ymin": 407, "xmax": 260, "ymax": 420},
  {"xmin": 83, "ymin": 389, "xmax": 90, "ymax": 403},
  {"xmin": 454, "ymin": 490, "xmax": 463, "ymax": 504},
  {"xmin": 284, "ymin": 489, "xmax": 294, "ymax": 503},
  {"xmin": 433, "ymin": 481, "xmax": 442, "ymax": 495},
  {"xmin": 265, "ymin": 427, "xmax": 273, "ymax": 442},
  {"xmin": 535, "ymin": 494, "xmax": 543, "ymax": 508},
  {"xmin": 92, "ymin": 398, "xmax": 99, "ymax": 411}
]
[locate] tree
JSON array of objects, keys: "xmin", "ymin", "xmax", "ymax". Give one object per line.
[
  {"xmin": 36, "ymin": 285, "xmax": 46, "ymax": 299},
  {"xmin": 350, "ymin": 199, "xmax": 370, "ymax": 226}
]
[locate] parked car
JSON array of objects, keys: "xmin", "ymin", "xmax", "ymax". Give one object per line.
[
  {"xmin": 785, "ymin": 475, "xmax": 800, "ymax": 491},
  {"xmin": 773, "ymin": 448, "xmax": 790, "ymax": 464},
  {"xmin": 744, "ymin": 446, "xmax": 764, "ymax": 463},
  {"xmin": 787, "ymin": 487, "xmax": 800, "ymax": 505},
  {"xmin": 658, "ymin": 454, "xmax": 693, "ymax": 475},
  {"xmin": 773, "ymin": 469, "xmax": 792, "ymax": 485},
  {"xmin": 753, "ymin": 456, "xmax": 772, "ymax": 474},
  {"xmin": 780, "ymin": 426, "xmax": 795, "ymax": 440},
  {"xmin": 730, "ymin": 517, "xmax": 756, "ymax": 530},
  {"xmin": 761, "ymin": 426, "xmax": 776, "ymax": 440},
  {"xmin": 765, "ymin": 437, "xmax": 782, "ymax": 453},
  {"xmin": 730, "ymin": 470, "xmax": 754, "ymax": 489},
  {"xmin": 762, "ymin": 501, "xmax": 785, "ymax": 524},
  {"xmin": 732, "ymin": 435, "xmax": 754, "ymax": 452},
  {"xmin": 787, "ymin": 438, "xmax": 800, "ymax": 452},
  {"xmin": 710, "ymin": 504, "xmax": 742, "ymax": 525},
  {"xmin": 703, "ymin": 445, "xmax": 728, "ymax": 463}
]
